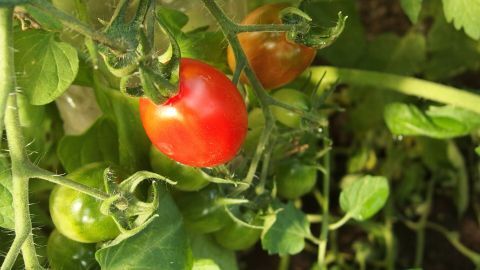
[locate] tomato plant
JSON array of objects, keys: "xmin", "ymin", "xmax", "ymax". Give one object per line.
[
  {"xmin": 227, "ymin": 3, "xmax": 316, "ymax": 90},
  {"xmin": 49, "ymin": 163, "xmax": 120, "ymax": 243},
  {"xmin": 139, "ymin": 58, "xmax": 248, "ymax": 168},
  {"xmin": 2, "ymin": 0, "xmax": 480, "ymax": 270},
  {"xmin": 47, "ymin": 230, "xmax": 99, "ymax": 270}
]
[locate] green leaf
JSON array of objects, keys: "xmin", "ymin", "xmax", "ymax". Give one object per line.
[
  {"xmin": 94, "ymin": 83, "xmax": 150, "ymax": 173},
  {"xmin": 357, "ymin": 32, "xmax": 426, "ymax": 76},
  {"xmin": 442, "ymin": 0, "xmax": 480, "ymax": 40},
  {"xmin": 475, "ymin": 146, "xmax": 480, "ymax": 156},
  {"xmin": 426, "ymin": 12, "xmax": 480, "ymax": 80},
  {"xmin": 339, "ymin": 175, "xmax": 389, "ymax": 221},
  {"xmin": 193, "ymin": 259, "xmax": 220, "ymax": 270},
  {"xmin": 190, "ymin": 234, "xmax": 238, "ymax": 270},
  {"xmin": 400, "ymin": 0, "xmax": 423, "ymax": 24},
  {"xmin": 58, "ymin": 117, "xmax": 118, "ymax": 173},
  {"xmin": 0, "ymin": 156, "xmax": 14, "ymax": 230},
  {"xmin": 96, "ymin": 185, "xmax": 193, "ymax": 270},
  {"xmin": 178, "ymin": 31, "xmax": 228, "ymax": 71},
  {"xmin": 384, "ymin": 103, "xmax": 480, "ymax": 139},
  {"xmin": 261, "ymin": 202, "xmax": 311, "ymax": 255},
  {"xmin": 14, "ymin": 29, "xmax": 78, "ymax": 105},
  {"xmin": 157, "ymin": 7, "xmax": 227, "ymax": 70},
  {"xmin": 301, "ymin": 0, "xmax": 367, "ymax": 67}
]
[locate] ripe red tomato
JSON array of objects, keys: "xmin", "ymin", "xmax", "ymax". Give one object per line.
[
  {"xmin": 139, "ymin": 58, "xmax": 248, "ymax": 167},
  {"xmin": 228, "ymin": 3, "xmax": 316, "ymax": 90}
]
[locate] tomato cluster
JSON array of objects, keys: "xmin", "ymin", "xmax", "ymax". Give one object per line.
[{"xmin": 46, "ymin": 2, "xmax": 318, "ymax": 266}]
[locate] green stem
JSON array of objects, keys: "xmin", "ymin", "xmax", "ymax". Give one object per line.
[
  {"xmin": 278, "ymin": 255, "xmax": 290, "ymax": 270},
  {"xmin": 329, "ymin": 213, "xmax": 351, "ymax": 230},
  {"xmin": 317, "ymin": 125, "xmax": 331, "ymax": 269},
  {"xmin": 0, "ymin": 7, "xmax": 13, "ymax": 133},
  {"xmin": 0, "ymin": 8, "xmax": 41, "ymax": 269},
  {"xmin": 2, "ymin": 94, "xmax": 43, "ymax": 270},
  {"xmin": 310, "ymin": 66, "xmax": 480, "ymax": 114},
  {"xmin": 29, "ymin": 167, "xmax": 109, "ymax": 200},
  {"xmin": 414, "ymin": 180, "xmax": 435, "ymax": 267},
  {"xmin": 237, "ymin": 24, "xmax": 294, "ymax": 33},
  {"xmin": 28, "ymin": 0, "xmax": 127, "ymax": 52},
  {"xmin": 383, "ymin": 198, "xmax": 395, "ymax": 270},
  {"xmin": 200, "ymin": 0, "xmax": 278, "ymax": 191},
  {"xmin": 426, "ymin": 222, "xmax": 480, "ymax": 266}
]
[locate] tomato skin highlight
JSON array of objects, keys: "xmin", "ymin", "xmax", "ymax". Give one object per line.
[
  {"xmin": 228, "ymin": 3, "xmax": 316, "ymax": 90},
  {"xmin": 47, "ymin": 230, "xmax": 99, "ymax": 270},
  {"xmin": 140, "ymin": 58, "xmax": 248, "ymax": 167},
  {"xmin": 49, "ymin": 163, "xmax": 120, "ymax": 243}
]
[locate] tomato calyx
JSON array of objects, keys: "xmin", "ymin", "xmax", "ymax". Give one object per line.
[
  {"xmin": 280, "ymin": 7, "xmax": 348, "ymax": 49},
  {"xmin": 100, "ymin": 167, "xmax": 176, "ymax": 234}
]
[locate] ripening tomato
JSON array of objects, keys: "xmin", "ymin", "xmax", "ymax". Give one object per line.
[
  {"xmin": 49, "ymin": 163, "xmax": 120, "ymax": 243},
  {"xmin": 228, "ymin": 3, "xmax": 316, "ymax": 90},
  {"xmin": 139, "ymin": 58, "xmax": 248, "ymax": 167}
]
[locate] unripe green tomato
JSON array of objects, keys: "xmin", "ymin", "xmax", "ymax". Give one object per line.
[
  {"xmin": 49, "ymin": 163, "xmax": 120, "ymax": 243},
  {"xmin": 213, "ymin": 217, "xmax": 261, "ymax": 251},
  {"xmin": 271, "ymin": 89, "xmax": 310, "ymax": 128},
  {"xmin": 174, "ymin": 185, "xmax": 229, "ymax": 234},
  {"xmin": 47, "ymin": 230, "xmax": 99, "ymax": 270},
  {"xmin": 275, "ymin": 161, "xmax": 317, "ymax": 199},
  {"xmin": 244, "ymin": 108, "xmax": 265, "ymax": 156},
  {"xmin": 150, "ymin": 146, "xmax": 210, "ymax": 191}
]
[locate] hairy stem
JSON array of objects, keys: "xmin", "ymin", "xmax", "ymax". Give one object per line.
[
  {"xmin": 3, "ymin": 93, "xmax": 42, "ymax": 270},
  {"xmin": 0, "ymin": 7, "xmax": 13, "ymax": 133},
  {"xmin": 29, "ymin": 167, "xmax": 109, "ymax": 200}
]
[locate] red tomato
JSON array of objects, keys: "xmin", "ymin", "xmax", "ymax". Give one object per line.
[
  {"xmin": 228, "ymin": 3, "xmax": 316, "ymax": 90},
  {"xmin": 139, "ymin": 58, "xmax": 248, "ymax": 167}
]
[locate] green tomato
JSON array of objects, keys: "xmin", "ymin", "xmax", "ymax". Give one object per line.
[
  {"xmin": 49, "ymin": 163, "xmax": 120, "ymax": 243},
  {"xmin": 275, "ymin": 161, "xmax": 317, "ymax": 199},
  {"xmin": 244, "ymin": 108, "xmax": 265, "ymax": 156},
  {"xmin": 271, "ymin": 88, "xmax": 310, "ymax": 128},
  {"xmin": 213, "ymin": 213, "xmax": 261, "ymax": 251},
  {"xmin": 174, "ymin": 185, "xmax": 229, "ymax": 234},
  {"xmin": 47, "ymin": 230, "xmax": 99, "ymax": 270},
  {"xmin": 150, "ymin": 146, "xmax": 210, "ymax": 191}
]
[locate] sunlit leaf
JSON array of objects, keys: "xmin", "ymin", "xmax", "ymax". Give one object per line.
[
  {"xmin": 14, "ymin": 29, "xmax": 78, "ymax": 105},
  {"xmin": 339, "ymin": 175, "xmax": 389, "ymax": 221}
]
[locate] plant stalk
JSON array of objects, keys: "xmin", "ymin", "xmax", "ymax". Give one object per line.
[
  {"xmin": 310, "ymin": 66, "xmax": 480, "ymax": 114},
  {"xmin": 317, "ymin": 125, "xmax": 331, "ymax": 269}
]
